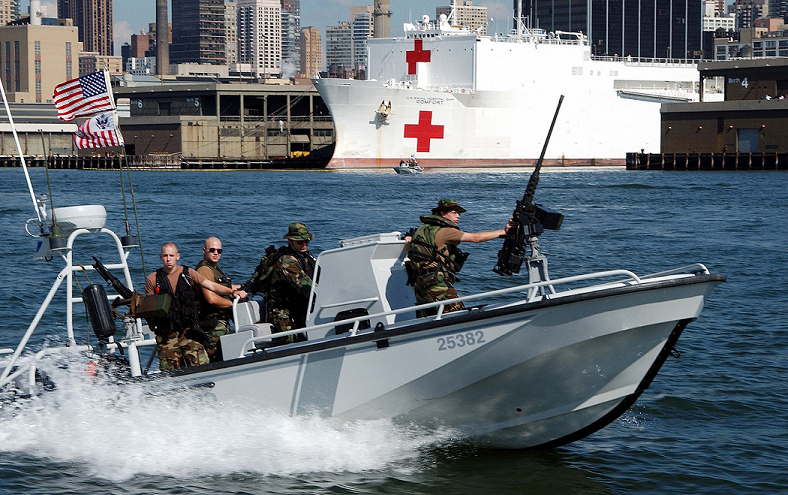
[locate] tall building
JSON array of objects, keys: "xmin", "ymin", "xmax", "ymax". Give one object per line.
[
  {"xmin": 351, "ymin": 6, "xmax": 373, "ymax": 74},
  {"xmin": 238, "ymin": 0, "xmax": 282, "ymax": 79},
  {"xmin": 281, "ymin": 0, "xmax": 300, "ymax": 73},
  {"xmin": 0, "ymin": 0, "xmax": 20, "ymax": 26},
  {"xmin": 171, "ymin": 0, "xmax": 225, "ymax": 65},
  {"xmin": 130, "ymin": 31, "xmax": 152, "ymax": 58},
  {"xmin": 732, "ymin": 0, "xmax": 770, "ymax": 29},
  {"xmin": 770, "ymin": 0, "xmax": 788, "ymax": 19},
  {"xmin": 703, "ymin": 0, "xmax": 736, "ymax": 32},
  {"xmin": 517, "ymin": 0, "xmax": 703, "ymax": 59},
  {"xmin": 299, "ymin": 26, "xmax": 320, "ymax": 76},
  {"xmin": 325, "ymin": 21, "xmax": 351, "ymax": 77},
  {"xmin": 0, "ymin": 23, "xmax": 80, "ymax": 103},
  {"xmin": 78, "ymin": 51, "xmax": 122, "ymax": 76},
  {"xmin": 437, "ymin": 1, "xmax": 488, "ymax": 35},
  {"xmin": 57, "ymin": 0, "xmax": 113, "ymax": 56},
  {"xmin": 225, "ymin": 1, "xmax": 238, "ymax": 65}
]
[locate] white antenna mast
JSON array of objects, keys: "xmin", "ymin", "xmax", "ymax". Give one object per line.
[{"xmin": 516, "ymin": 0, "xmax": 523, "ymax": 37}]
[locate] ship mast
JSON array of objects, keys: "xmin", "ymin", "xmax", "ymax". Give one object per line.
[
  {"xmin": 449, "ymin": 0, "xmax": 458, "ymax": 26},
  {"xmin": 516, "ymin": 0, "xmax": 523, "ymax": 37}
]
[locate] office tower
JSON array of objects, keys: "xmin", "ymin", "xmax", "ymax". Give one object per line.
[
  {"xmin": 0, "ymin": 22, "xmax": 79, "ymax": 102},
  {"xmin": 437, "ymin": 1, "xmax": 488, "ymax": 35},
  {"xmin": 325, "ymin": 22, "xmax": 351, "ymax": 77},
  {"xmin": 373, "ymin": 0, "xmax": 391, "ymax": 38},
  {"xmin": 281, "ymin": 0, "xmax": 300, "ymax": 71},
  {"xmin": 351, "ymin": 6, "xmax": 373, "ymax": 73},
  {"xmin": 516, "ymin": 0, "xmax": 703, "ymax": 59},
  {"xmin": 58, "ymin": 0, "xmax": 113, "ymax": 55},
  {"xmin": 225, "ymin": 1, "xmax": 237, "ymax": 65},
  {"xmin": 770, "ymin": 0, "xmax": 788, "ymax": 19},
  {"xmin": 299, "ymin": 25, "xmax": 320, "ymax": 76},
  {"xmin": 0, "ymin": 0, "xmax": 20, "ymax": 26},
  {"xmin": 171, "ymin": 0, "xmax": 225, "ymax": 65},
  {"xmin": 238, "ymin": 0, "xmax": 282, "ymax": 79}
]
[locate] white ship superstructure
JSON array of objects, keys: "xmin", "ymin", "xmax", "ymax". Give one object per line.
[{"xmin": 314, "ymin": 10, "xmax": 716, "ymax": 168}]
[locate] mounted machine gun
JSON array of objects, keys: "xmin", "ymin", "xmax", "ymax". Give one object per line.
[{"xmin": 494, "ymin": 96, "xmax": 565, "ymax": 294}]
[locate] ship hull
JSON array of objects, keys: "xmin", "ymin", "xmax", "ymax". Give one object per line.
[
  {"xmin": 315, "ymin": 78, "xmax": 677, "ymax": 169},
  {"xmin": 314, "ymin": 30, "xmax": 707, "ymax": 169}
]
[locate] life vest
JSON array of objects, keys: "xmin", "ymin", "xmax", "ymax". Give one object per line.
[
  {"xmin": 409, "ymin": 214, "xmax": 468, "ymax": 280},
  {"xmin": 195, "ymin": 260, "xmax": 232, "ymax": 322},
  {"xmin": 154, "ymin": 266, "xmax": 201, "ymax": 332},
  {"xmin": 267, "ymin": 246, "xmax": 315, "ymax": 328}
]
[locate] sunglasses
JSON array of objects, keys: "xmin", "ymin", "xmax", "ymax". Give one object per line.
[{"xmin": 208, "ymin": 248, "xmax": 223, "ymax": 254}]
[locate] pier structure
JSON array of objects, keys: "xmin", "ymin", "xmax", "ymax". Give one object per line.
[
  {"xmin": 116, "ymin": 82, "xmax": 334, "ymax": 166},
  {"xmin": 626, "ymin": 152, "xmax": 788, "ymax": 170},
  {"xmin": 659, "ymin": 59, "xmax": 788, "ymax": 156}
]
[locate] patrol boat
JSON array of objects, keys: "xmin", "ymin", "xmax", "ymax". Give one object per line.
[
  {"xmin": 393, "ymin": 156, "xmax": 423, "ymax": 174},
  {"xmin": 0, "ymin": 193, "xmax": 724, "ymax": 449}
]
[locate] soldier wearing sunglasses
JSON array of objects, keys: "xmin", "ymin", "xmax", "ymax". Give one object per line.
[{"xmin": 196, "ymin": 236, "xmax": 242, "ymax": 362}]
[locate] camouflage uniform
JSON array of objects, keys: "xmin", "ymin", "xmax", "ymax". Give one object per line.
[
  {"xmin": 249, "ymin": 223, "xmax": 315, "ymax": 344},
  {"xmin": 195, "ymin": 260, "xmax": 233, "ymax": 363},
  {"xmin": 155, "ymin": 331, "xmax": 209, "ymax": 371},
  {"xmin": 147, "ymin": 266, "xmax": 210, "ymax": 371},
  {"xmin": 409, "ymin": 200, "xmax": 469, "ymax": 318}
]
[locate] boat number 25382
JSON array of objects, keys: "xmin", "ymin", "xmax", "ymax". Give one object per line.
[{"xmin": 437, "ymin": 331, "xmax": 486, "ymax": 351}]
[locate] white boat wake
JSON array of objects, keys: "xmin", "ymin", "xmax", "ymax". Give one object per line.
[{"xmin": 0, "ymin": 351, "xmax": 456, "ymax": 481}]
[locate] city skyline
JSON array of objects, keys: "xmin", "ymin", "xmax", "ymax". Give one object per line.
[{"xmin": 39, "ymin": 0, "xmax": 513, "ymax": 55}]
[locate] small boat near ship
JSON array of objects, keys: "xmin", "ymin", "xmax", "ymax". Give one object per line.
[{"xmin": 393, "ymin": 156, "xmax": 423, "ymax": 174}]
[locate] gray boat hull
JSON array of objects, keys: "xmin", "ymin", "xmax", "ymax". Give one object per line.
[{"xmin": 164, "ymin": 275, "xmax": 720, "ymax": 449}]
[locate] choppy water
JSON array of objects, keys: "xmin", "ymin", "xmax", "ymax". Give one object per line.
[{"xmin": 0, "ymin": 167, "xmax": 785, "ymax": 494}]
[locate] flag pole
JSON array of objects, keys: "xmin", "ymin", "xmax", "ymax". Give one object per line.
[
  {"xmin": 0, "ymin": 78, "xmax": 44, "ymax": 225},
  {"xmin": 120, "ymin": 149, "xmax": 146, "ymax": 275},
  {"xmin": 114, "ymin": 113, "xmax": 147, "ymax": 275}
]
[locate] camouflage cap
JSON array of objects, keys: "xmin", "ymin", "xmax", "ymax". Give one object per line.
[
  {"xmin": 431, "ymin": 199, "xmax": 467, "ymax": 215},
  {"xmin": 283, "ymin": 222, "xmax": 314, "ymax": 241}
]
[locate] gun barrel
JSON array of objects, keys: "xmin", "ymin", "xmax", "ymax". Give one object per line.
[
  {"xmin": 92, "ymin": 256, "xmax": 134, "ymax": 299},
  {"xmin": 522, "ymin": 95, "xmax": 564, "ymax": 206}
]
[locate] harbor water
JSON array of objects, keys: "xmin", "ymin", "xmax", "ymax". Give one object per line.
[{"xmin": 0, "ymin": 167, "xmax": 785, "ymax": 494}]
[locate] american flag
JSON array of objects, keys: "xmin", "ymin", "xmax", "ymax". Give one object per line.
[
  {"xmin": 53, "ymin": 71, "xmax": 115, "ymax": 122},
  {"xmin": 74, "ymin": 111, "xmax": 124, "ymax": 149}
]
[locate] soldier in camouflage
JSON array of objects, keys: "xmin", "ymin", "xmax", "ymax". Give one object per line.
[
  {"xmin": 145, "ymin": 242, "xmax": 246, "ymax": 371},
  {"xmin": 408, "ymin": 199, "xmax": 513, "ymax": 318},
  {"xmin": 266, "ymin": 223, "xmax": 316, "ymax": 343},
  {"xmin": 195, "ymin": 237, "xmax": 242, "ymax": 362}
]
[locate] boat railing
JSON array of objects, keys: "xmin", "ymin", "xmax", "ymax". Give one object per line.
[
  {"xmin": 493, "ymin": 30, "xmax": 586, "ymax": 46},
  {"xmin": 596, "ymin": 55, "xmax": 701, "ymax": 68},
  {"xmin": 234, "ymin": 267, "xmax": 681, "ymax": 356},
  {"xmin": 1, "ymin": 254, "xmax": 711, "ymax": 388},
  {"xmin": 643, "ymin": 263, "xmax": 709, "ymax": 279},
  {"xmin": 0, "ymin": 226, "xmax": 140, "ymax": 390}
]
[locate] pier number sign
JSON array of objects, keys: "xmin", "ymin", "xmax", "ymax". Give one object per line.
[
  {"xmin": 728, "ymin": 77, "xmax": 748, "ymax": 88},
  {"xmin": 725, "ymin": 75, "xmax": 777, "ymax": 100}
]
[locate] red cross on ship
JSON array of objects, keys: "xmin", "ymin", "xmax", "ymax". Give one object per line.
[{"xmin": 404, "ymin": 111, "xmax": 444, "ymax": 153}]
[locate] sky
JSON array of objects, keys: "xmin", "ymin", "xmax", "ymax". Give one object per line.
[{"xmin": 40, "ymin": 0, "xmax": 514, "ymax": 56}]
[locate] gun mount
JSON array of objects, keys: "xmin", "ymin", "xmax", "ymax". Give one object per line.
[{"xmin": 494, "ymin": 95, "xmax": 565, "ymax": 281}]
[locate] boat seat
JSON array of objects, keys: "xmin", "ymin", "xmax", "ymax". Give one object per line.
[
  {"xmin": 220, "ymin": 323, "xmax": 275, "ymax": 359},
  {"xmin": 235, "ymin": 299, "xmax": 265, "ymax": 330},
  {"xmin": 238, "ymin": 323, "xmax": 275, "ymax": 349}
]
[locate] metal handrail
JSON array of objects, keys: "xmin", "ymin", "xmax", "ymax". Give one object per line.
[
  {"xmin": 236, "ymin": 268, "xmax": 651, "ymax": 355},
  {"xmin": 0, "ymin": 226, "xmax": 138, "ymax": 389}
]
